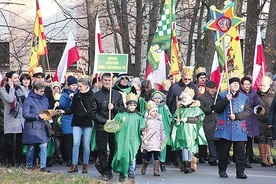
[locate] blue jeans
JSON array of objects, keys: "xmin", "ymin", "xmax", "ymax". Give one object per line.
[
  {"xmin": 182, "ymin": 148, "xmax": 193, "ymax": 161},
  {"xmin": 72, "ymin": 126, "xmax": 92, "ymax": 165},
  {"xmin": 128, "ymin": 158, "xmax": 136, "ymax": 176},
  {"xmin": 26, "ymin": 143, "xmax": 47, "ymax": 168}
]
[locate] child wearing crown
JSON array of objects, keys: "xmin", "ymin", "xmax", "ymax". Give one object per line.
[
  {"xmin": 170, "ymin": 87, "xmax": 207, "ymax": 174},
  {"xmin": 111, "ymin": 93, "xmax": 145, "ymax": 182},
  {"xmin": 151, "ymin": 91, "xmax": 172, "ymax": 172},
  {"xmin": 141, "ymin": 101, "xmax": 166, "ymax": 177}
]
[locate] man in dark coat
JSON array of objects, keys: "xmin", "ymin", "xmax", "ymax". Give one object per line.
[
  {"xmin": 91, "ymin": 73, "xmax": 124, "ymax": 181},
  {"xmin": 198, "ymin": 81, "xmax": 218, "ymax": 166}
]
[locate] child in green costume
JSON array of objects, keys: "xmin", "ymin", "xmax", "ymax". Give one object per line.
[{"xmin": 111, "ymin": 92, "xmax": 145, "ymax": 182}]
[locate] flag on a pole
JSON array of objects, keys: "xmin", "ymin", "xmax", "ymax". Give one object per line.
[
  {"xmin": 93, "ymin": 16, "xmax": 103, "ymax": 75},
  {"xmin": 252, "ymin": 26, "xmax": 267, "ymax": 91},
  {"xmin": 146, "ymin": 51, "xmax": 168, "ymax": 90},
  {"xmin": 29, "ymin": 0, "xmax": 48, "ymax": 76},
  {"xmin": 210, "ymin": 51, "xmax": 221, "ymax": 89},
  {"xmin": 170, "ymin": 21, "xmax": 181, "ymax": 81},
  {"xmin": 53, "ymin": 32, "xmax": 80, "ymax": 83},
  {"xmin": 147, "ymin": 0, "xmax": 173, "ymax": 72}
]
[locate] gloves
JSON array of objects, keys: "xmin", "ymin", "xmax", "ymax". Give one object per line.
[
  {"xmin": 211, "ymin": 105, "xmax": 215, "ymax": 111},
  {"xmin": 181, "ymin": 117, "xmax": 187, "ymax": 123}
]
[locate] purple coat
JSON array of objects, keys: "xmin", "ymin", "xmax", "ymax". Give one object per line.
[
  {"xmin": 22, "ymin": 90, "xmax": 50, "ymax": 144},
  {"xmin": 240, "ymin": 88, "xmax": 260, "ymax": 137}
]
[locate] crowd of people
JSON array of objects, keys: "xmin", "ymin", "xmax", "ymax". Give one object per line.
[{"xmin": 1, "ymin": 65, "xmax": 276, "ymax": 182}]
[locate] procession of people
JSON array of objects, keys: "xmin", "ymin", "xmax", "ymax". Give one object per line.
[{"xmin": 1, "ymin": 65, "xmax": 276, "ymax": 183}]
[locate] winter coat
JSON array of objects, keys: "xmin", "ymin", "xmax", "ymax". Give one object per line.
[
  {"xmin": 239, "ymin": 87, "xmax": 260, "ymax": 137},
  {"xmin": 198, "ymin": 91, "xmax": 218, "ymax": 141},
  {"xmin": 64, "ymin": 87, "xmax": 93, "ymax": 127},
  {"xmin": 166, "ymin": 80, "xmax": 199, "ymax": 114},
  {"xmin": 0, "ymin": 84, "xmax": 27, "ymax": 134},
  {"xmin": 22, "ymin": 90, "xmax": 50, "ymax": 144},
  {"xmin": 59, "ymin": 88, "xmax": 78, "ymax": 134},
  {"xmin": 268, "ymin": 95, "xmax": 276, "ymax": 140},
  {"xmin": 214, "ymin": 91, "xmax": 251, "ymax": 141},
  {"xmin": 91, "ymin": 87, "xmax": 124, "ymax": 131},
  {"xmin": 256, "ymin": 89, "xmax": 274, "ymax": 137},
  {"xmin": 141, "ymin": 114, "xmax": 166, "ymax": 152}
]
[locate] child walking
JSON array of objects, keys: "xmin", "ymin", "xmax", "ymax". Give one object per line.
[
  {"xmin": 151, "ymin": 91, "xmax": 172, "ymax": 172},
  {"xmin": 171, "ymin": 87, "xmax": 207, "ymax": 174},
  {"xmin": 141, "ymin": 101, "xmax": 166, "ymax": 176},
  {"xmin": 112, "ymin": 93, "xmax": 145, "ymax": 182}
]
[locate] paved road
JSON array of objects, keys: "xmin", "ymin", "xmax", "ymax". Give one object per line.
[{"xmin": 49, "ymin": 161, "xmax": 276, "ymax": 184}]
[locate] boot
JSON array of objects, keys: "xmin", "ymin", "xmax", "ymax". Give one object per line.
[
  {"xmin": 153, "ymin": 160, "xmax": 160, "ymax": 176},
  {"xmin": 259, "ymin": 144, "xmax": 271, "ymax": 167},
  {"xmin": 266, "ymin": 144, "xmax": 274, "ymax": 166},
  {"xmin": 183, "ymin": 161, "xmax": 191, "ymax": 174},
  {"xmin": 177, "ymin": 157, "xmax": 184, "ymax": 172},
  {"xmin": 141, "ymin": 160, "xmax": 149, "ymax": 175},
  {"xmin": 245, "ymin": 155, "xmax": 252, "ymax": 168},
  {"xmin": 160, "ymin": 161, "xmax": 166, "ymax": 172},
  {"xmin": 57, "ymin": 155, "xmax": 63, "ymax": 165},
  {"xmin": 190, "ymin": 156, "xmax": 197, "ymax": 172},
  {"xmin": 82, "ymin": 164, "xmax": 88, "ymax": 173},
  {"xmin": 67, "ymin": 164, "xmax": 78, "ymax": 173}
]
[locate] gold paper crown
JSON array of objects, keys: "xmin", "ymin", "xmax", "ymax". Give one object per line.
[
  {"xmin": 261, "ymin": 76, "xmax": 272, "ymax": 85},
  {"xmin": 52, "ymin": 81, "xmax": 61, "ymax": 89},
  {"xmin": 183, "ymin": 87, "xmax": 195, "ymax": 99},
  {"xmin": 162, "ymin": 79, "xmax": 171, "ymax": 87},
  {"xmin": 182, "ymin": 66, "xmax": 194, "ymax": 76},
  {"xmin": 126, "ymin": 92, "xmax": 138, "ymax": 103},
  {"xmin": 195, "ymin": 67, "xmax": 206, "ymax": 76},
  {"xmin": 146, "ymin": 100, "xmax": 157, "ymax": 112}
]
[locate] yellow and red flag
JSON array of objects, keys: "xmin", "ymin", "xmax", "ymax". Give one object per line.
[
  {"xmin": 170, "ymin": 22, "xmax": 181, "ymax": 81},
  {"xmin": 29, "ymin": 0, "xmax": 48, "ymax": 76}
]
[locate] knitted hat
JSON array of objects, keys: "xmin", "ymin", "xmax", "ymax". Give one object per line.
[
  {"xmin": 151, "ymin": 91, "xmax": 165, "ymax": 101},
  {"xmin": 67, "ymin": 76, "xmax": 78, "ymax": 86},
  {"xmin": 146, "ymin": 101, "xmax": 158, "ymax": 114},
  {"xmin": 197, "ymin": 81, "xmax": 206, "ymax": 87},
  {"xmin": 52, "ymin": 81, "xmax": 61, "ymax": 90}
]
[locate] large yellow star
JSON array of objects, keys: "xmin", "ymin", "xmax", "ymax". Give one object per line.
[{"xmin": 203, "ymin": 2, "xmax": 244, "ymax": 44}]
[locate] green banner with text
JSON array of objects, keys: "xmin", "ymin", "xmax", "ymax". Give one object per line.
[{"xmin": 96, "ymin": 54, "xmax": 128, "ymax": 73}]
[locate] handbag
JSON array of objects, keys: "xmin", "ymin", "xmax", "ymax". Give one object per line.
[{"xmin": 45, "ymin": 122, "xmax": 55, "ymax": 137}]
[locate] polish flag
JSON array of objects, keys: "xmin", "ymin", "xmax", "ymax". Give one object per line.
[
  {"xmin": 93, "ymin": 16, "xmax": 103, "ymax": 75},
  {"xmin": 53, "ymin": 32, "xmax": 80, "ymax": 83},
  {"xmin": 252, "ymin": 26, "xmax": 267, "ymax": 91},
  {"xmin": 210, "ymin": 51, "xmax": 221, "ymax": 89},
  {"xmin": 146, "ymin": 51, "xmax": 168, "ymax": 90}
]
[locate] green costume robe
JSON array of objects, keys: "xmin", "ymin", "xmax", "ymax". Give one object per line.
[
  {"xmin": 157, "ymin": 102, "xmax": 172, "ymax": 162},
  {"xmin": 112, "ymin": 111, "xmax": 145, "ymax": 177},
  {"xmin": 171, "ymin": 103, "xmax": 207, "ymax": 153}
]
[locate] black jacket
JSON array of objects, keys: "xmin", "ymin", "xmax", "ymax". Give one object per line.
[
  {"xmin": 64, "ymin": 88, "xmax": 94, "ymax": 127},
  {"xmin": 166, "ymin": 79, "xmax": 199, "ymax": 114},
  {"xmin": 91, "ymin": 87, "xmax": 124, "ymax": 130}
]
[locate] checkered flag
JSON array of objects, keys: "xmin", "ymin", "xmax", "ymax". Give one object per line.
[{"xmin": 151, "ymin": 0, "xmax": 174, "ymax": 51}]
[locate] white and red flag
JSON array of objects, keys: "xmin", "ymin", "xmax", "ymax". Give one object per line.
[
  {"xmin": 210, "ymin": 51, "xmax": 221, "ymax": 89},
  {"xmin": 93, "ymin": 16, "xmax": 103, "ymax": 75},
  {"xmin": 53, "ymin": 32, "xmax": 80, "ymax": 83},
  {"xmin": 252, "ymin": 26, "xmax": 267, "ymax": 91}
]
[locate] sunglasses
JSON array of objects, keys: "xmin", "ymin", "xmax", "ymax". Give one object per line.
[
  {"xmin": 183, "ymin": 78, "xmax": 192, "ymax": 81},
  {"xmin": 121, "ymin": 77, "xmax": 129, "ymax": 81}
]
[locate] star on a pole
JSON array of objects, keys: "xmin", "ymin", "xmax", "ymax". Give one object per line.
[{"xmin": 203, "ymin": 2, "xmax": 245, "ymax": 45}]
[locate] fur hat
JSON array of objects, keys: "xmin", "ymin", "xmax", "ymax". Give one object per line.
[
  {"xmin": 67, "ymin": 76, "xmax": 78, "ymax": 86},
  {"xmin": 146, "ymin": 101, "xmax": 158, "ymax": 114},
  {"xmin": 229, "ymin": 77, "xmax": 240, "ymax": 84},
  {"xmin": 32, "ymin": 66, "xmax": 44, "ymax": 77}
]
